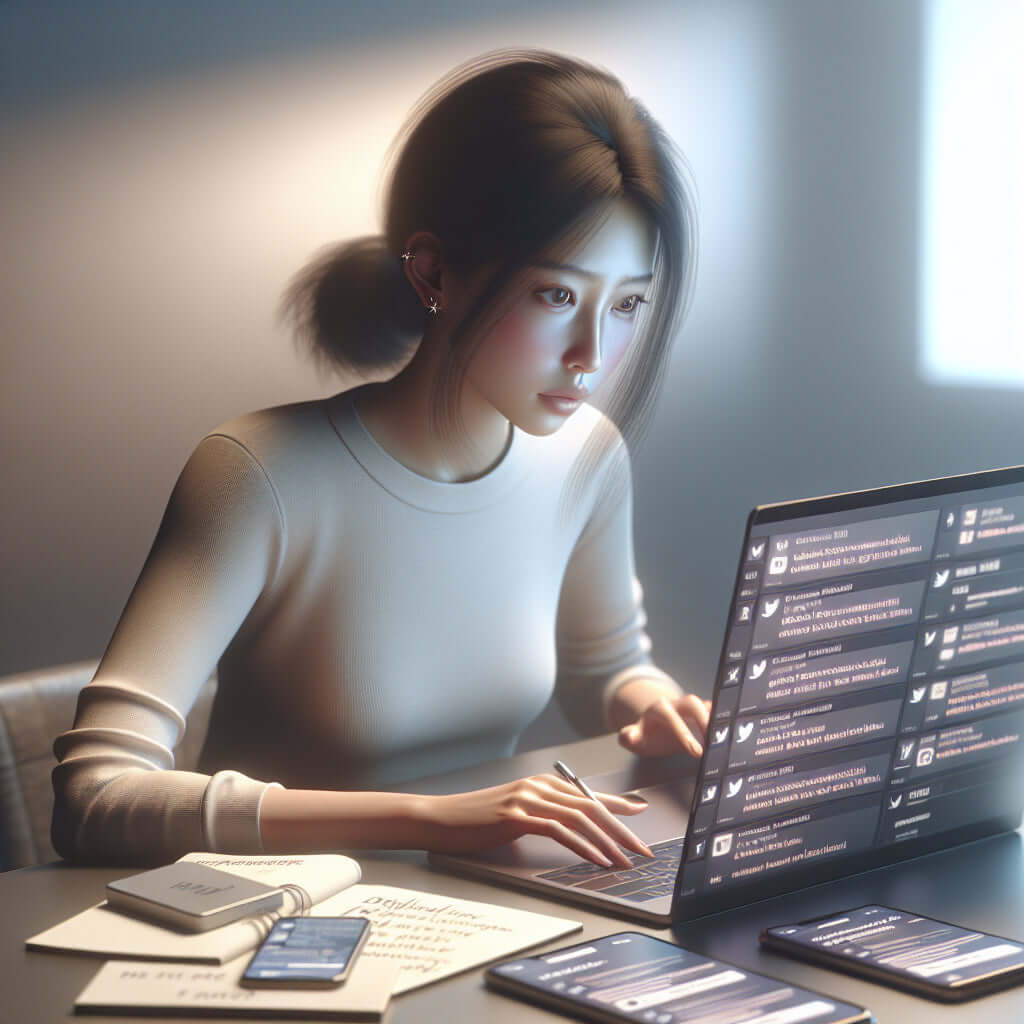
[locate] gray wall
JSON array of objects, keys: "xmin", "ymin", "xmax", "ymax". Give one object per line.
[{"xmin": 3, "ymin": 1, "xmax": 1022, "ymax": 750}]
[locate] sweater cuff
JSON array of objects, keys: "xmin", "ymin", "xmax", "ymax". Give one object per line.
[
  {"xmin": 601, "ymin": 664, "xmax": 685, "ymax": 729},
  {"xmin": 201, "ymin": 770, "xmax": 280, "ymax": 853}
]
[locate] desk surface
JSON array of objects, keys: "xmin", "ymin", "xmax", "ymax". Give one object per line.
[{"xmin": 4, "ymin": 734, "xmax": 1023, "ymax": 1023}]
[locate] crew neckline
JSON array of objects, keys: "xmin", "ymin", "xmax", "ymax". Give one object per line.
[{"xmin": 325, "ymin": 391, "xmax": 534, "ymax": 513}]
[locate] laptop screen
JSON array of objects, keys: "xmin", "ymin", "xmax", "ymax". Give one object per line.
[{"xmin": 674, "ymin": 466, "xmax": 1024, "ymax": 920}]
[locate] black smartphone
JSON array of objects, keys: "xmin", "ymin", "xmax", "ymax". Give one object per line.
[
  {"xmin": 240, "ymin": 916, "xmax": 371, "ymax": 988},
  {"xmin": 760, "ymin": 904, "xmax": 1024, "ymax": 1002},
  {"xmin": 486, "ymin": 931, "xmax": 872, "ymax": 1024}
]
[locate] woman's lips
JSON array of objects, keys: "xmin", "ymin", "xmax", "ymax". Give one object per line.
[{"xmin": 538, "ymin": 387, "xmax": 589, "ymax": 416}]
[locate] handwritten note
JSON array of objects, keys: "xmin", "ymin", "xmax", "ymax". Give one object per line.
[
  {"xmin": 315, "ymin": 883, "xmax": 581, "ymax": 993},
  {"xmin": 75, "ymin": 955, "xmax": 397, "ymax": 1020}
]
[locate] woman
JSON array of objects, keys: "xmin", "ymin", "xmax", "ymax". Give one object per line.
[{"xmin": 52, "ymin": 50, "xmax": 708, "ymax": 867}]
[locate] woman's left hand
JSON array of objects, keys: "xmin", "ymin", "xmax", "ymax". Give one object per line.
[{"xmin": 617, "ymin": 692, "xmax": 711, "ymax": 759}]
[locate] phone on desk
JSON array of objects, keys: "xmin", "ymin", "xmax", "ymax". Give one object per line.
[
  {"xmin": 240, "ymin": 916, "xmax": 371, "ymax": 988},
  {"xmin": 486, "ymin": 931, "xmax": 872, "ymax": 1024},
  {"xmin": 761, "ymin": 905, "xmax": 1024, "ymax": 1002}
]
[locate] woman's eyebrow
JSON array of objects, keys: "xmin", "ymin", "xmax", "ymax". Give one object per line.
[{"xmin": 533, "ymin": 260, "xmax": 653, "ymax": 285}]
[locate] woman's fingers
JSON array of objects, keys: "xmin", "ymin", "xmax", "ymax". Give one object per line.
[
  {"xmin": 518, "ymin": 815, "xmax": 618, "ymax": 868},
  {"xmin": 618, "ymin": 694, "xmax": 711, "ymax": 758},
  {"xmin": 541, "ymin": 778, "xmax": 653, "ymax": 861},
  {"xmin": 689, "ymin": 695, "xmax": 713, "ymax": 732},
  {"xmin": 490, "ymin": 775, "xmax": 646, "ymax": 868},
  {"xmin": 672, "ymin": 694, "xmax": 711, "ymax": 752},
  {"xmin": 534, "ymin": 802, "xmax": 635, "ymax": 868},
  {"xmin": 515, "ymin": 777, "xmax": 644, "ymax": 867},
  {"xmin": 593, "ymin": 790, "xmax": 650, "ymax": 816},
  {"xmin": 643, "ymin": 698, "xmax": 703, "ymax": 757},
  {"xmin": 619, "ymin": 702, "xmax": 700, "ymax": 757}
]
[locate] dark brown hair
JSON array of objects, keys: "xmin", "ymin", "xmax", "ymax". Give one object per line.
[{"xmin": 284, "ymin": 49, "xmax": 697, "ymax": 466}]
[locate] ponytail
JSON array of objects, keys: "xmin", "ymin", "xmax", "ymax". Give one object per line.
[{"xmin": 281, "ymin": 236, "xmax": 425, "ymax": 374}]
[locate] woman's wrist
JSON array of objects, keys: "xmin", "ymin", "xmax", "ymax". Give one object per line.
[{"xmin": 259, "ymin": 786, "xmax": 436, "ymax": 853}]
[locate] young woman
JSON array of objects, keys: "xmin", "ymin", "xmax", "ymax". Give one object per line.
[{"xmin": 52, "ymin": 50, "xmax": 708, "ymax": 868}]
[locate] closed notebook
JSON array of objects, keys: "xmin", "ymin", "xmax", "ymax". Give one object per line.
[
  {"xmin": 106, "ymin": 862, "xmax": 285, "ymax": 932},
  {"xmin": 26, "ymin": 853, "xmax": 362, "ymax": 964}
]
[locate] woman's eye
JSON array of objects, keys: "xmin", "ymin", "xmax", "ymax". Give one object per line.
[
  {"xmin": 538, "ymin": 286, "xmax": 574, "ymax": 308},
  {"xmin": 614, "ymin": 294, "xmax": 647, "ymax": 314}
]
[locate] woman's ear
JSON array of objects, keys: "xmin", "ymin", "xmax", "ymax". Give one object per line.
[{"xmin": 401, "ymin": 232, "xmax": 448, "ymax": 313}]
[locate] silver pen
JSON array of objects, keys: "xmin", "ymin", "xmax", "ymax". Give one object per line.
[{"xmin": 553, "ymin": 759, "xmax": 599, "ymax": 802}]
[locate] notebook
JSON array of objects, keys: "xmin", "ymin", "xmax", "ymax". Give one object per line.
[{"xmin": 432, "ymin": 465, "xmax": 1024, "ymax": 924}]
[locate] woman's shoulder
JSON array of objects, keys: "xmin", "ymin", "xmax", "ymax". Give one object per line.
[
  {"xmin": 204, "ymin": 394, "xmax": 336, "ymax": 448},
  {"xmin": 195, "ymin": 393, "xmax": 348, "ymax": 476},
  {"xmin": 164, "ymin": 394, "xmax": 351, "ymax": 520}
]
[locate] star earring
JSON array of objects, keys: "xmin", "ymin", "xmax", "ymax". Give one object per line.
[{"xmin": 427, "ymin": 297, "xmax": 439, "ymax": 315}]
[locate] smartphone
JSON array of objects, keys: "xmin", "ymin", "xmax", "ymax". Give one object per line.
[
  {"xmin": 761, "ymin": 904, "xmax": 1024, "ymax": 1002},
  {"xmin": 486, "ymin": 931, "xmax": 872, "ymax": 1024},
  {"xmin": 240, "ymin": 916, "xmax": 371, "ymax": 988}
]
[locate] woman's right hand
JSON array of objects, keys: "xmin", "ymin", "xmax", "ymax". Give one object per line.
[{"xmin": 414, "ymin": 773, "xmax": 652, "ymax": 868}]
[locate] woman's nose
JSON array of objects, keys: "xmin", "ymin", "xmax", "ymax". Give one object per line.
[{"xmin": 565, "ymin": 317, "xmax": 602, "ymax": 375}]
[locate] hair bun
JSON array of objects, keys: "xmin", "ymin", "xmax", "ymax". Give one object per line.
[{"xmin": 281, "ymin": 235, "xmax": 424, "ymax": 374}]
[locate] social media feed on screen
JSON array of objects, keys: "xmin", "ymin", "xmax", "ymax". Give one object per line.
[
  {"xmin": 486, "ymin": 932, "xmax": 870, "ymax": 1024},
  {"xmin": 762, "ymin": 905, "xmax": 1024, "ymax": 1001},
  {"xmin": 679, "ymin": 476, "xmax": 1024, "ymax": 918}
]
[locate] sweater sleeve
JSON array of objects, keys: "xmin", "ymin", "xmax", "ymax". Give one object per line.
[
  {"xmin": 51, "ymin": 434, "xmax": 286, "ymax": 864},
  {"xmin": 553, "ymin": 442, "xmax": 683, "ymax": 736}
]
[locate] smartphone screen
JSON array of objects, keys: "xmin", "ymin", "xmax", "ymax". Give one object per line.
[
  {"xmin": 241, "ymin": 916, "xmax": 370, "ymax": 988},
  {"xmin": 762, "ymin": 905, "xmax": 1024, "ymax": 1001},
  {"xmin": 487, "ymin": 931, "xmax": 871, "ymax": 1024}
]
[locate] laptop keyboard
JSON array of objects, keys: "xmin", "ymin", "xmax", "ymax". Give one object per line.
[{"xmin": 536, "ymin": 837, "xmax": 684, "ymax": 903}]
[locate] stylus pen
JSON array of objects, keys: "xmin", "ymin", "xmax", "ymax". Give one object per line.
[{"xmin": 553, "ymin": 759, "xmax": 599, "ymax": 802}]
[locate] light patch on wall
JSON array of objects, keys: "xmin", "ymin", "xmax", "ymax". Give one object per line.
[{"xmin": 920, "ymin": 0, "xmax": 1024, "ymax": 386}]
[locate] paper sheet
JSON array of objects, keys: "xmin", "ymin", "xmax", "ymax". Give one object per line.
[
  {"xmin": 315, "ymin": 883, "xmax": 581, "ymax": 993},
  {"xmin": 75, "ymin": 955, "xmax": 398, "ymax": 1020}
]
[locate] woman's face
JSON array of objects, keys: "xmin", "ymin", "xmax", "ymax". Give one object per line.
[{"xmin": 458, "ymin": 199, "xmax": 657, "ymax": 437}]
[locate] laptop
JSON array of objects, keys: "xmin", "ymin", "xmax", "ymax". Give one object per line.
[{"xmin": 432, "ymin": 465, "xmax": 1024, "ymax": 924}]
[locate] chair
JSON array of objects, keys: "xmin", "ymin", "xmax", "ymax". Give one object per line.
[{"xmin": 0, "ymin": 661, "xmax": 217, "ymax": 871}]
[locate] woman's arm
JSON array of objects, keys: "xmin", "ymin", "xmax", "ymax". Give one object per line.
[
  {"xmin": 52, "ymin": 434, "xmax": 284, "ymax": 863},
  {"xmin": 554, "ymin": 429, "xmax": 710, "ymax": 758},
  {"xmin": 259, "ymin": 777, "xmax": 652, "ymax": 869}
]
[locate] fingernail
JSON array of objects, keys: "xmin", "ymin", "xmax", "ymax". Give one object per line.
[{"xmin": 623, "ymin": 792, "xmax": 649, "ymax": 805}]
